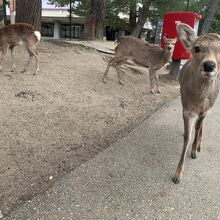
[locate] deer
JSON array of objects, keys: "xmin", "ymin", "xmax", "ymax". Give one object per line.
[
  {"xmin": 0, "ymin": 23, "xmax": 41, "ymax": 75},
  {"xmin": 173, "ymin": 23, "xmax": 220, "ymax": 184},
  {"xmin": 102, "ymin": 36, "xmax": 177, "ymax": 94}
]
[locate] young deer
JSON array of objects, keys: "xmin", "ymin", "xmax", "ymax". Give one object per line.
[
  {"xmin": 0, "ymin": 23, "xmax": 41, "ymax": 74},
  {"xmin": 102, "ymin": 36, "xmax": 177, "ymax": 94},
  {"xmin": 173, "ymin": 23, "xmax": 220, "ymax": 184}
]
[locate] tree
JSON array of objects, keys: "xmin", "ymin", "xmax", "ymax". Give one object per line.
[
  {"xmin": 84, "ymin": 0, "xmax": 107, "ymax": 40},
  {"xmin": 131, "ymin": 0, "xmax": 152, "ymax": 38},
  {"xmin": 129, "ymin": 0, "xmax": 137, "ymax": 30},
  {"xmin": 49, "ymin": 0, "xmax": 107, "ymax": 40},
  {"xmin": 16, "ymin": 0, "xmax": 42, "ymax": 30},
  {"xmin": 201, "ymin": 0, "xmax": 220, "ymax": 33}
]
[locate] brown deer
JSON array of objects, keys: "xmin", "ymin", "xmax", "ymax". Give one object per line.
[
  {"xmin": 173, "ymin": 23, "xmax": 220, "ymax": 184},
  {"xmin": 102, "ymin": 36, "xmax": 177, "ymax": 94},
  {"xmin": 0, "ymin": 23, "xmax": 41, "ymax": 74}
]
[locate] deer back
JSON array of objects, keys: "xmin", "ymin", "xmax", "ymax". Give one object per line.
[{"xmin": 0, "ymin": 23, "xmax": 40, "ymax": 48}]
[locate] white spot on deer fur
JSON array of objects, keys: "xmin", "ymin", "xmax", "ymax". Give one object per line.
[
  {"xmin": 34, "ymin": 31, "xmax": 41, "ymax": 41},
  {"xmin": 18, "ymin": 40, "xmax": 23, "ymax": 45}
]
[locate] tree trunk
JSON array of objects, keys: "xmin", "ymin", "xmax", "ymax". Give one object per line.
[
  {"xmin": 131, "ymin": 0, "xmax": 152, "ymax": 38},
  {"xmin": 84, "ymin": 0, "xmax": 107, "ymax": 40},
  {"xmin": 201, "ymin": 0, "xmax": 220, "ymax": 34},
  {"xmin": 129, "ymin": 0, "xmax": 137, "ymax": 31},
  {"xmin": 16, "ymin": 0, "xmax": 42, "ymax": 30}
]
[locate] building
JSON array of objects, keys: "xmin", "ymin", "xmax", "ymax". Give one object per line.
[{"xmin": 41, "ymin": 0, "xmax": 85, "ymax": 39}]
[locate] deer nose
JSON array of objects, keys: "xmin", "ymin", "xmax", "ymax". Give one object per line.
[
  {"xmin": 168, "ymin": 46, "xmax": 172, "ymax": 51},
  {"xmin": 203, "ymin": 61, "xmax": 216, "ymax": 72}
]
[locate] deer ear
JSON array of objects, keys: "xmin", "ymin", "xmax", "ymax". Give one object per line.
[
  {"xmin": 176, "ymin": 23, "xmax": 195, "ymax": 50},
  {"xmin": 163, "ymin": 36, "xmax": 167, "ymax": 42}
]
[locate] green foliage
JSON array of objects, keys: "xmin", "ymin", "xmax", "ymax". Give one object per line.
[
  {"xmin": 151, "ymin": 0, "xmax": 209, "ymax": 22},
  {"xmin": 105, "ymin": 0, "xmax": 130, "ymax": 31},
  {"xmin": 48, "ymin": 0, "xmax": 69, "ymax": 7},
  {"xmin": 210, "ymin": 14, "xmax": 220, "ymax": 33}
]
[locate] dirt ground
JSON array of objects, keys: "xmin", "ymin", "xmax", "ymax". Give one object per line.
[{"xmin": 0, "ymin": 40, "xmax": 179, "ymax": 216}]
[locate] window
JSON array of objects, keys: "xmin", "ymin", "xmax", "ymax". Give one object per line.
[
  {"xmin": 41, "ymin": 23, "xmax": 54, "ymax": 37},
  {"xmin": 61, "ymin": 24, "xmax": 84, "ymax": 38}
]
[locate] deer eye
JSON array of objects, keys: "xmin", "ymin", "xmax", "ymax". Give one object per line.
[{"xmin": 194, "ymin": 46, "xmax": 201, "ymax": 53}]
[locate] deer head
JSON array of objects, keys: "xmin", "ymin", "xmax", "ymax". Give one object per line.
[
  {"xmin": 163, "ymin": 36, "xmax": 177, "ymax": 54},
  {"xmin": 177, "ymin": 23, "xmax": 220, "ymax": 79}
]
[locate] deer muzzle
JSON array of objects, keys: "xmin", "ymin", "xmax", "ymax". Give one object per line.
[{"xmin": 203, "ymin": 61, "xmax": 216, "ymax": 73}]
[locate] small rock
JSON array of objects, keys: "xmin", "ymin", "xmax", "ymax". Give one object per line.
[
  {"xmin": 49, "ymin": 176, "xmax": 54, "ymax": 180},
  {"xmin": 0, "ymin": 210, "xmax": 4, "ymax": 219}
]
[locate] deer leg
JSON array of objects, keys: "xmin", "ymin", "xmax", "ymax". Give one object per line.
[
  {"xmin": 23, "ymin": 46, "xmax": 39, "ymax": 75},
  {"xmin": 21, "ymin": 54, "xmax": 34, "ymax": 73},
  {"xmin": 149, "ymin": 67, "xmax": 155, "ymax": 94},
  {"xmin": 0, "ymin": 45, "xmax": 9, "ymax": 72},
  {"xmin": 33, "ymin": 49, "xmax": 39, "ymax": 75},
  {"xmin": 103, "ymin": 57, "xmax": 127, "ymax": 84},
  {"xmin": 115, "ymin": 59, "xmax": 127, "ymax": 85},
  {"xmin": 197, "ymin": 125, "xmax": 203, "ymax": 153},
  {"xmin": 102, "ymin": 57, "xmax": 117, "ymax": 83},
  {"xmin": 173, "ymin": 112, "xmax": 196, "ymax": 184},
  {"xmin": 34, "ymin": 49, "xmax": 39, "ymax": 56},
  {"xmin": 154, "ymin": 70, "xmax": 161, "ymax": 93},
  {"xmin": 191, "ymin": 115, "xmax": 205, "ymax": 158},
  {"xmin": 11, "ymin": 47, "xmax": 16, "ymax": 72}
]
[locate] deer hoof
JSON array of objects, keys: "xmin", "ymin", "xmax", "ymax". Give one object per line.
[
  {"xmin": 191, "ymin": 151, "xmax": 197, "ymax": 159},
  {"xmin": 102, "ymin": 77, "xmax": 107, "ymax": 83},
  {"xmin": 173, "ymin": 175, "xmax": 181, "ymax": 184}
]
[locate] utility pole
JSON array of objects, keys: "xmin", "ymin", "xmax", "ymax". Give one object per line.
[{"xmin": 69, "ymin": 0, "xmax": 72, "ymax": 40}]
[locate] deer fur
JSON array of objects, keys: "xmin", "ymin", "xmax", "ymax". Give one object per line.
[
  {"xmin": 173, "ymin": 23, "xmax": 220, "ymax": 184},
  {"xmin": 102, "ymin": 36, "xmax": 177, "ymax": 94},
  {"xmin": 0, "ymin": 23, "xmax": 41, "ymax": 74}
]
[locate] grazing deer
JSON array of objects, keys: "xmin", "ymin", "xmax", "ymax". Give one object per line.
[
  {"xmin": 0, "ymin": 23, "xmax": 41, "ymax": 74},
  {"xmin": 102, "ymin": 36, "xmax": 177, "ymax": 94},
  {"xmin": 173, "ymin": 23, "xmax": 220, "ymax": 184}
]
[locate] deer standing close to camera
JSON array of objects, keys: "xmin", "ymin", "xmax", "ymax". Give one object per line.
[
  {"xmin": 173, "ymin": 23, "xmax": 220, "ymax": 184},
  {"xmin": 102, "ymin": 36, "xmax": 177, "ymax": 94},
  {"xmin": 0, "ymin": 23, "xmax": 41, "ymax": 74}
]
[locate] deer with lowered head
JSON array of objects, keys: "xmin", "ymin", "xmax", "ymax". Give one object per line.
[
  {"xmin": 0, "ymin": 23, "xmax": 41, "ymax": 74},
  {"xmin": 102, "ymin": 36, "xmax": 177, "ymax": 94},
  {"xmin": 173, "ymin": 23, "xmax": 220, "ymax": 184}
]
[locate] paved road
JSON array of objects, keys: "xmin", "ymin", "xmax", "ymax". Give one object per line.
[{"xmin": 6, "ymin": 97, "xmax": 220, "ymax": 219}]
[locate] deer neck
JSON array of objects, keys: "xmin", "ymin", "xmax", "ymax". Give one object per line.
[
  {"xmin": 189, "ymin": 68, "xmax": 219, "ymax": 100},
  {"xmin": 163, "ymin": 49, "xmax": 172, "ymax": 62}
]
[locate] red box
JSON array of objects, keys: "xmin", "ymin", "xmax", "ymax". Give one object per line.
[{"xmin": 161, "ymin": 12, "xmax": 202, "ymax": 60}]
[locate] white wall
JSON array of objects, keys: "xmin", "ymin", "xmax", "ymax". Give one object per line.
[
  {"xmin": 42, "ymin": 9, "xmax": 74, "ymax": 18},
  {"xmin": 53, "ymin": 21, "xmax": 60, "ymax": 39}
]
